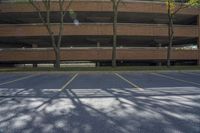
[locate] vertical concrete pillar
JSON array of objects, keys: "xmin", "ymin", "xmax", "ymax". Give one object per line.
[
  {"xmin": 157, "ymin": 43, "xmax": 162, "ymax": 66},
  {"xmin": 32, "ymin": 44, "xmax": 38, "ymax": 68},
  {"xmin": 96, "ymin": 42, "xmax": 100, "ymax": 67},
  {"xmin": 32, "ymin": 44, "xmax": 38, "ymax": 48}
]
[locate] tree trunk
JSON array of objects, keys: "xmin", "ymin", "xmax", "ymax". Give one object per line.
[
  {"xmin": 167, "ymin": 23, "xmax": 171, "ymax": 67},
  {"xmin": 29, "ymin": 0, "xmax": 66, "ymax": 69},
  {"xmin": 112, "ymin": 4, "xmax": 118, "ymax": 67},
  {"xmin": 54, "ymin": 47, "xmax": 61, "ymax": 69},
  {"xmin": 167, "ymin": 15, "xmax": 174, "ymax": 67},
  {"xmin": 167, "ymin": 4, "xmax": 174, "ymax": 67}
]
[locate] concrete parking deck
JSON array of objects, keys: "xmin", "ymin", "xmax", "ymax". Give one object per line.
[{"xmin": 0, "ymin": 71, "xmax": 200, "ymax": 133}]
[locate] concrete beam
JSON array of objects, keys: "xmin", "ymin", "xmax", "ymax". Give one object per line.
[
  {"xmin": 0, "ymin": 48, "xmax": 198, "ymax": 62},
  {"xmin": 0, "ymin": 24, "xmax": 198, "ymax": 37},
  {"xmin": 0, "ymin": 1, "xmax": 198, "ymax": 15}
]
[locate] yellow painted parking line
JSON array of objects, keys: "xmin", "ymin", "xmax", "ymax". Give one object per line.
[
  {"xmin": 115, "ymin": 73, "xmax": 144, "ymax": 91},
  {"xmin": 0, "ymin": 74, "xmax": 39, "ymax": 86},
  {"xmin": 152, "ymin": 73, "xmax": 200, "ymax": 86},
  {"xmin": 59, "ymin": 73, "xmax": 78, "ymax": 91}
]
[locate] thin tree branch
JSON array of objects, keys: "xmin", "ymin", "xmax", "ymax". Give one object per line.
[
  {"xmin": 29, "ymin": 0, "xmax": 55, "ymax": 44},
  {"xmin": 117, "ymin": 0, "xmax": 121, "ymax": 6},
  {"xmin": 29, "ymin": 0, "xmax": 46, "ymax": 24},
  {"xmin": 43, "ymin": 0, "xmax": 56, "ymax": 48},
  {"xmin": 63, "ymin": 0, "xmax": 73, "ymax": 17},
  {"xmin": 172, "ymin": 1, "xmax": 189, "ymax": 15},
  {"xmin": 30, "ymin": 0, "xmax": 56, "ymax": 48},
  {"xmin": 57, "ymin": 0, "xmax": 65, "ymax": 48},
  {"xmin": 57, "ymin": 0, "xmax": 74, "ymax": 47}
]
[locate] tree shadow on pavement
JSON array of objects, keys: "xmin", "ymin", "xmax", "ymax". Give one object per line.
[{"xmin": 0, "ymin": 86, "xmax": 200, "ymax": 133}]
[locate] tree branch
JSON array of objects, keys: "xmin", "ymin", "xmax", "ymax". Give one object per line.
[
  {"xmin": 63, "ymin": 0, "xmax": 73, "ymax": 17},
  {"xmin": 57, "ymin": 0, "xmax": 65, "ymax": 48},
  {"xmin": 117, "ymin": 0, "xmax": 121, "ymax": 7},
  {"xmin": 29, "ymin": 0, "xmax": 46, "ymax": 24},
  {"xmin": 172, "ymin": 1, "xmax": 189, "ymax": 16},
  {"xmin": 30, "ymin": 0, "xmax": 56, "ymax": 48}
]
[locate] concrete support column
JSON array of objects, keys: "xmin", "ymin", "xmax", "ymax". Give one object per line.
[
  {"xmin": 157, "ymin": 43, "xmax": 162, "ymax": 66},
  {"xmin": 32, "ymin": 44, "xmax": 38, "ymax": 48},
  {"xmin": 96, "ymin": 41, "xmax": 100, "ymax": 67},
  {"xmin": 32, "ymin": 44, "xmax": 38, "ymax": 68},
  {"xmin": 33, "ymin": 63, "xmax": 38, "ymax": 68}
]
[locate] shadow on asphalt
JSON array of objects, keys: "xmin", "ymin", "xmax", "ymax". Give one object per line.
[{"xmin": 0, "ymin": 86, "xmax": 200, "ymax": 133}]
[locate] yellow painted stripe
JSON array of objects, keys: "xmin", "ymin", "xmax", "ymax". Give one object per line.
[
  {"xmin": 0, "ymin": 74, "xmax": 38, "ymax": 86},
  {"xmin": 152, "ymin": 73, "xmax": 200, "ymax": 86},
  {"xmin": 115, "ymin": 73, "xmax": 144, "ymax": 91},
  {"xmin": 59, "ymin": 73, "xmax": 78, "ymax": 91}
]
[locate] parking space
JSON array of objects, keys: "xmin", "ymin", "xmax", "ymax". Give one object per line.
[
  {"xmin": 118, "ymin": 72, "xmax": 195, "ymax": 89},
  {"xmin": 190, "ymin": 71, "xmax": 200, "ymax": 75},
  {"xmin": 158, "ymin": 72, "xmax": 200, "ymax": 84},
  {"xmin": 0, "ymin": 73, "xmax": 74, "ymax": 98},
  {"xmin": 0, "ymin": 73, "xmax": 30, "ymax": 84},
  {"xmin": 67, "ymin": 73, "xmax": 133, "ymax": 89},
  {"xmin": 1, "ymin": 72, "xmax": 199, "ymax": 91},
  {"xmin": 0, "ymin": 73, "xmax": 73, "ymax": 89},
  {"xmin": 0, "ymin": 71, "xmax": 200, "ymax": 133}
]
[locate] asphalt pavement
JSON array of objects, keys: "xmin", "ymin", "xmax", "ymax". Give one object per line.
[{"xmin": 0, "ymin": 71, "xmax": 200, "ymax": 133}]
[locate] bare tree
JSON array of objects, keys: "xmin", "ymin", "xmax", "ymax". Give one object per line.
[
  {"xmin": 29, "ymin": 0, "xmax": 73, "ymax": 69},
  {"xmin": 111, "ymin": 0, "xmax": 121, "ymax": 67},
  {"xmin": 165, "ymin": 0, "xmax": 200, "ymax": 67}
]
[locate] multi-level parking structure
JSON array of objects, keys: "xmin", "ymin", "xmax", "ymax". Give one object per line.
[{"xmin": 0, "ymin": 0, "xmax": 200, "ymax": 66}]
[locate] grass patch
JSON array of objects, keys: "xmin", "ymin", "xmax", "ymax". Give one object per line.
[{"xmin": 0, "ymin": 66, "xmax": 200, "ymax": 72}]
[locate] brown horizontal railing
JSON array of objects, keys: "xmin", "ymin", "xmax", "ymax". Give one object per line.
[
  {"xmin": 0, "ymin": 23, "xmax": 198, "ymax": 37},
  {"xmin": 0, "ymin": 1, "xmax": 198, "ymax": 15},
  {"xmin": 0, "ymin": 48, "xmax": 198, "ymax": 62}
]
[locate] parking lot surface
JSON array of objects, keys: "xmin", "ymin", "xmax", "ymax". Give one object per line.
[{"xmin": 0, "ymin": 71, "xmax": 200, "ymax": 133}]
